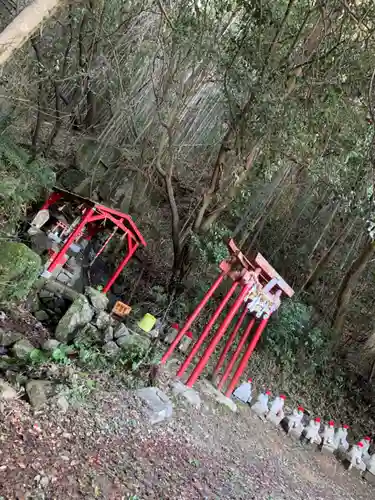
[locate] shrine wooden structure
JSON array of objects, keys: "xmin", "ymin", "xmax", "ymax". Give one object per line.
[{"xmin": 35, "ymin": 188, "xmax": 146, "ymax": 293}]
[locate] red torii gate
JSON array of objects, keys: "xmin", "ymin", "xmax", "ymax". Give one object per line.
[{"xmin": 161, "ymin": 239, "xmax": 294, "ymax": 396}]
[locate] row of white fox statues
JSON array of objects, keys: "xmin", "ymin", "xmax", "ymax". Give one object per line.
[{"xmin": 233, "ymin": 379, "xmax": 375, "ymax": 477}]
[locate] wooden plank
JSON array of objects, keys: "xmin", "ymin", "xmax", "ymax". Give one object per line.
[{"xmin": 255, "ymin": 253, "xmax": 294, "ymax": 297}]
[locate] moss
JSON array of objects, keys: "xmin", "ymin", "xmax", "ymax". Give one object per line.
[{"xmin": 0, "ymin": 241, "xmax": 41, "ymax": 303}]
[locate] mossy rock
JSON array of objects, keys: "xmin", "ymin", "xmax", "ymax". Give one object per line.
[
  {"xmin": 0, "ymin": 242, "xmax": 41, "ymax": 303},
  {"xmin": 12, "ymin": 338, "xmax": 35, "ymax": 360},
  {"xmin": 117, "ymin": 331, "xmax": 151, "ymax": 352},
  {"xmin": 75, "ymin": 323, "xmax": 101, "ymax": 346},
  {"xmin": 55, "ymin": 295, "xmax": 94, "ymax": 343}
]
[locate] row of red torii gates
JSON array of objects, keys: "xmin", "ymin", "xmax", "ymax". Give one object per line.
[{"xmin": 161, "ymin": 239, "xmax": 294, "ymax": 397}]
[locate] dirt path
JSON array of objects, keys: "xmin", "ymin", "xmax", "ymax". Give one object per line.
[{"xmin": 0, "ymin": 371, "xmax": 372, "ymax": 499}]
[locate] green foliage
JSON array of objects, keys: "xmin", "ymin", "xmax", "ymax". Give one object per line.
[
  {"xmin": 51, "ymin": 344, "xmax": 74, "ymax": 364},
  {"xmin": 27, "ymin": 339, "xmax": 160, "ymax": 380},
  {"xmin": 29, "ymin": 348, "xmax": 48, "ymax": 365},
  {"xmin": 0, "ymin": 241, "xmax": 41, "ymax": 303},
  {"xmin": 118, "ymin": 342, "xmax": 160, "ymax": 372},
  {"xmin": 261, "ymin": 300, "xmax": 331, "ymax": 372},
  {"xmin": 76, "ymin": 343, "xmax": 108, "ymax": 368},
  {"xmin": 0, "ymin": 132, "xmax": 54, "ymax": 234},
  {"xmin": 60, "ymin": 373, "xmax": 96, "ymax": 406},
  {"xmin": 192, "ymin": 225, "xmax": 231, "ymax": 265}
]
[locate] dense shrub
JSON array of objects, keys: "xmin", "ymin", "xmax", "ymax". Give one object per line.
[
  {"xmin": 261, "ymin": 300, "xmax": 331, "ymax": 373},
  {"xmin": 0, "ymin": 241, "xmax": 41, "ymax": 302},
  {"xmin": 0, "ymin": 132, "xmax": 54, "ymax": 234}
]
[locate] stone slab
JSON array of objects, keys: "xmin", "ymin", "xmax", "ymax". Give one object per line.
[
  {"xmin": 171, "ymin": 380, "xmax": 201, "ymax": 409},
  {"xmin": 136, "ymin": 387, "xmax": 173, "ymax": 424},
  {"xmin": 266, "ymin": 412, "xmax": 283, "ymax": 426},
  {"xmin": 197, "ymin": 379, "xmax": 237, "ymax": 412},
  {"xmin": 320, "ymin": 445, "xmax": 336, "ymax": 456},
  {"xmin": 342, "ymin": 459, "xmax": 365, "ymax": 477},
  {"xmin": 288, "ymin": 426, "xmax": 304, "ymax": 440},
  {"xmin": 26, "ymin": 380, "xmax": 53, "ymax": 409},
  {"xmin": 0, "ymin": 378, "xmax": 17, "ymax": 400}
]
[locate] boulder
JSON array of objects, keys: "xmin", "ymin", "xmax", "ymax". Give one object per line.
[
  {"xmin": 116, "ymin": 334, "xmax": 132, "ymax": 347},
  {"xmin": 55, "ymin": 295, "xmax": 94, "ymax": 342},
  {"xmin": 0, "ymin": 355, "xmax": 19, "ymax": 371},
  {"xmin": 136, "ymin": 387, "xmax": 173, "ymax": 424},
  {"xmin": 95, "ymin": 311, "xmax": 111, "ymax": 330},
  {"xmin": 198, "ymin": 379, "xmax": 237, "ymax": 412},
  {"xmin": 117, "ymin": 331, "xmax": 150, "ymax": 351},
  {"xmin": 56, "ymin": 394, "xmax": 69, "ymax": 412},
  {"xmin": 26, "ymin": 380, "xmax": 53, "ymax": 409},
  {"xmin": 0, "ymin": 242, "xmax": 41, "ymax": 302},
  {"xmin": 85, "ymin": 287, "xmax": 108, "ymax": 311},
  {"xmin": 102, "ymin": 326, "xmax": 114, "ymax": 343},
  {"xmin": 114, "ymin": 323, "xmax": 129, "ymax": 339},
  {"xmin": 42, "ymin": 339, "xmax": 61, "ymax": 352},
  {"xmin": 26, "ymin": 294, "xmax": 41, "ymax": 313},
  {"xmin": 5, "ymin": 370, "xmax": 27, "ymax": 386},
  {"xmin": 39, "ymin": 289, "xmax": 54, "ymax": 299},
  {"xmin": 34, "ymin": 310, "xmax": 50, "ymax": 322},
  {"xmin": 0, "ymin": 378, "xmax": 17, "ymax": 400},
  {"xmin": 103, "ymin": 341, "xmax": 120, "ymax": 357},
  {"xmin": 75, "ymin": 323, "xmax": 101, "ymax": 346},
  {"xmin": 12, "ymin": 338, "xmax": 35, "ymax": 360},
  {"xmin": 0, "ymin": 329, "xmax": 23, "ymax": 346},
  {"xmin": 171, "ymin": 380, "xmax": 201, "ymax": 409}
]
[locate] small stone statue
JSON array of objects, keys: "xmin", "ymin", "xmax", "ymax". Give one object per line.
[
  {"xmin": 178, "ymin": 331, "xmax": 193, "ymax": 353},
  {"xmin": 266, "ymin": 394, "xmax": 286, "ymax": 425},
  {"xmin": 286, "ymin": 406, "xmax": 304, "ymax": 431},
  {"xmin": 366, "ymin": 453, "xmax": 375, "ymax": 474},
  {"xmin": 233, "ymin": 378, "xmax": 253, "ymax": 404},
  {"xmin": 301, "ymin": 417, "xmax": 321, "ymax": 445},
  {"xmin": 345, "ymin": 442, "xmax": 366, "ymax": 472},
  {"xmin": 164, "ymin": 323, "xmax": 193, "ymax": 353},
  {"xmin": 321, "ymin": 420, "xmax": 335, "ymax": 452},
  {"xmin": 360, "ymin": 436, "xmax": 372, "ymax": 464},
  {"xmin": 359, "ymin": 436, "xmax": 371, "ymax": 455},
  {"xmin": 164, "ymin": 323, "xmax": 180, "ymax": 344},
  {"xmin": 251, "ymin": 390, "xmax": 271, "ymax": 419},
  {"xmin": 334, "ymin": 424, "xmax": 350, "ymax": 453}
]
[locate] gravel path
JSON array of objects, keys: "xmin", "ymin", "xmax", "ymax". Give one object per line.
[{"xmin": 0, "ymin": 369, "xmax": 372, "ymax": 499}]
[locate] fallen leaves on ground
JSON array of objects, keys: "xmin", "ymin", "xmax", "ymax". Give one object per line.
[{"xmin": 0, "ymin": 368, "xmax": 372, "ymax": 499}]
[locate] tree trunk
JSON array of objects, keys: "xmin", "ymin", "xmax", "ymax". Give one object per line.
[
  {"xmin": 246, "ymin": 181, "xmax": 288, "ymax": 253},
  {"xmin": 332, "ymin": 238, "xmax": 374, "ymax": 333},
  {"xmin": 302, "ymin": 218, "xmax": 354, "ymax": 291},
  {"xmin": 168, "ymin": 238, "xmax": 192, "ymax": 297},
  {"xmin": 0, "ymin": 0, "xmax": 63, "ymax": 66},
  {"xmin": 308, "ymin": 202, "xmax": 339, "ymax": 260},
  {"xmin": 237, "ymin": 165, "xmax": 291, "ymax": 247},
  {"xmin": 270, "ymin": 187, "xmax": 314, "ymax": 259}
]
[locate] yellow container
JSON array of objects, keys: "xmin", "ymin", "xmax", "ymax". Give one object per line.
[{"xmin": 137, "ymin": 313, "xmax": 156, "ymax": 333}]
